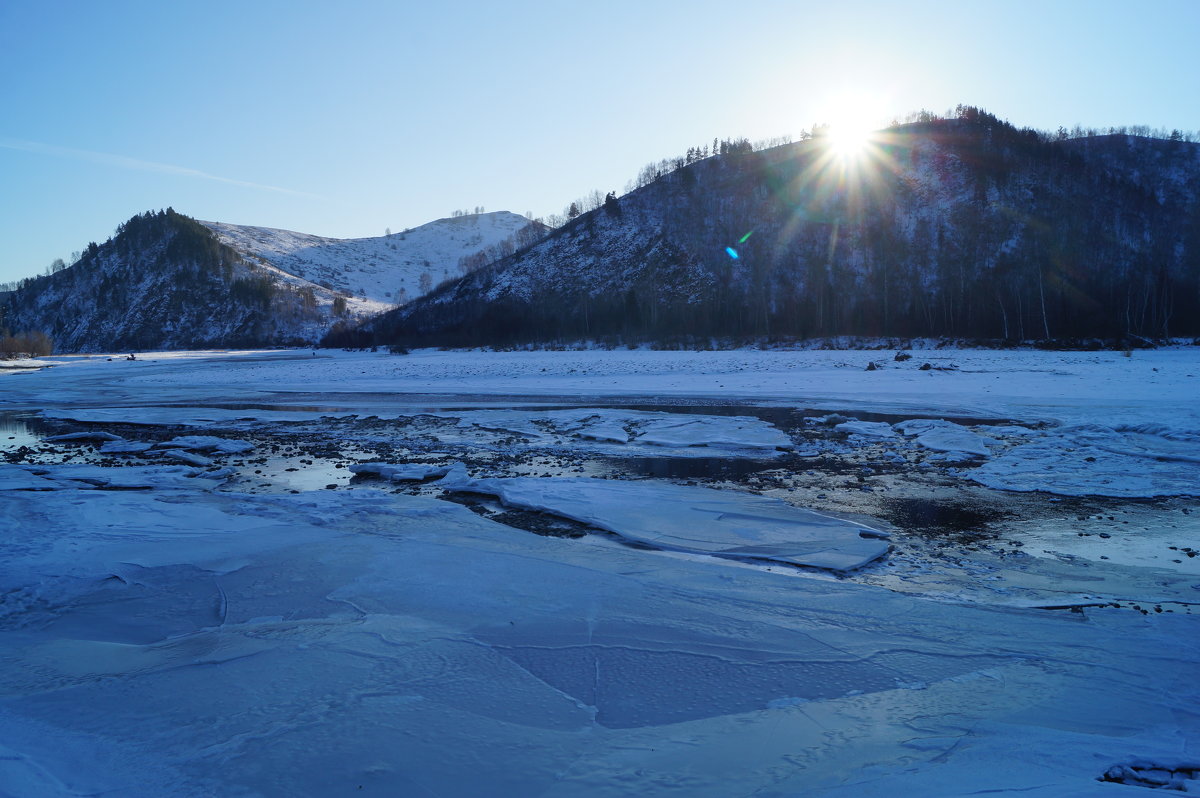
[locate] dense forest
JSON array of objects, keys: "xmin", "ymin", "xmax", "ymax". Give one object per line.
[{"xmin": 351, "ymin": 108, "xmax": 1200, "ymax": 349}]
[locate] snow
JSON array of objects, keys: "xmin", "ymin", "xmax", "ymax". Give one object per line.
[
  {"xmin": 0, "ymin": 357, "xmax": 54, "ymax": 374},
  {"xmin": 2, "ymin": 345, "xmax": 1200, "ymax": 795},
  {"xmin": 438, "ymin": 472, "xmax": 891, "ymax": 571},
  {"xmin": 202, "ymin": 211, "xmax": 537, "ymax": 306}
]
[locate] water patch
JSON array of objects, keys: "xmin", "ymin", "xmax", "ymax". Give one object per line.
[
  {"xmin": 999, "ymin": 502, "xmax": 1200, "ymax": 577},
  {"xmin": 881, "ymin": 498, "xmax": 1007, "ymax": 539},
  {"xmin": 0, "ymin": 413, "xmax": 42, "ymax": 451}
]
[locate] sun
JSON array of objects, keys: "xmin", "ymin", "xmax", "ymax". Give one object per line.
[
  {"xmin": 827, "ymin": 122, "xmax": 873, "ymax": 158},
  {"xmin": 815, "ymin": 94, "xmax": 881, "ymax": 160}
]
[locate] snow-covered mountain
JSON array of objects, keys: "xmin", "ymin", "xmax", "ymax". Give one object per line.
[
  {"xmin": 1, "ymin": 209, "xmax": 548, "ymax": 353},
  {"xmin": 365, "ymin": 109, "xmax": 1200, "ymax": 348},
  {"xmin": 202, "ymin": 211, "xmax": 543, "ymax": 306}
]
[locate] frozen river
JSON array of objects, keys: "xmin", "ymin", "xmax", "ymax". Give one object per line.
[{"xmin": 2, "ymin": 347, "xmax": 1198, "ymax": 795}]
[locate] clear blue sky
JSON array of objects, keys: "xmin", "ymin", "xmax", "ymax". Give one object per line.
[{"xmin": 2, "ymin": 0, "xmax": 1198, "ymax": 284}]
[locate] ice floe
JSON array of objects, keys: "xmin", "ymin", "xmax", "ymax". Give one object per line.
[
  {"xmin": 0, "ymin": 466, "xmax": 61, "ymax": 490},
  {"xmin": 43, "ymin": 431, "xmax": 124, "ymax": 443},
  {"xmin": 41, "ymin": 407, "xmax": 343, "ymax": 427},
  {"xmin": 159, "ymin": 449, "xmax": 213, "ymax": 467},
  {"xmin": 155, "ymin": 435, "xmax": 254, "ymax": 454},
  {"xmin": 98, "ymin": 441, "xmax": 154, "ymax": 454},
  {"xmin": 439, "ymin": 472, "xmax": 890, "ymax": 571},
  {"xmin": 411, "ymin": 408, "xmax": 794, "ymax": 454},
  {"xmin": 972, "ymin": 423, "xmax": 1200, "ymax": 497},
  {"xmin": 349, "ymin": 462, "xmax": 455, "ymax": 481},
  {"xmin": 41, "ymin": 406, "xmax": 793, "ymax": 456},
  {"xmin": 0, "ymin": 463, "xmax": 229, "ymax": 491},
  {"xmin": 896, "ymin": 419, "xmax": 994, "ymax": 457},
  {"xmin": 835, "ymin": 420, "xmax": 898, "ymax": 438}
]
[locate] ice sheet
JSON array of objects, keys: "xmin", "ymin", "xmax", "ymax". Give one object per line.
[
  {"xmin": 5, "ymin": 347, "xmax": 1200, "ymax": 794},
  {"xmin": 0, "ymin": 463, "xmax": 229, "ymax": 491},
  {"xmin": 440, "ymin": 473, "xmax": 890, "ymax": 571},
  {"xmin": 972, "ymin": 423, "xmax": 1200, "ymax": 497},
  {"xmin": 0, "ymin": 487, "xmax": 1195, "ymax": 797}
]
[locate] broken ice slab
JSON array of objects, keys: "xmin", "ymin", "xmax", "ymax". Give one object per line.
[
  {"xmin": 0, "ymin": 465, "xmax": 61, "ymax": 490},
  {"xmin": 349, "ymin": 462, "xmax": 454, "ymax": 481},
  {"xmin": 99, "ymin": 441, "xmax": 154, "ymax": 454},
  {"xmin": 41, "ymin": 407, "xmax": 346, "ymax": 427},
  {"xmin": 895, "ymin": 419, "xmax": 993, "ymax": 458},
  {"xmin": 440, "ymin": 474, "xmax": 890, "ymax": 572},
  {"xmin": 835, "ymin": 420, "xmax": 898, "ymax": 439},
  {"xmin": 155, "ymin": 436, "xmax": 255, "ymax": 454},
  {"xmin": 431, "ymin": 408, "xmax": 794, "ymax": 452},
  {"xmin": 159, "ymin": 449, "xmax": 213, "ymax": 467},
  {"xmin": 633, "ymin": 414, "xmax": 794, "ymax": 450},
  {"xmin": 971, "ymin": 423, "xmax": 1200, "ymax": 498},
  {"xmin": 3, "ymin": 463, "xmax": 230, "ymax": 490},
  {"xmin": 44, "ymin": 431, "xmax": 124, "ymax": 443}
]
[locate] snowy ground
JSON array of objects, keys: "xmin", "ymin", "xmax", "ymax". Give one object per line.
[{"xmin": 2, "ymin": 347, "xmax": 1199, "ymax": 796}]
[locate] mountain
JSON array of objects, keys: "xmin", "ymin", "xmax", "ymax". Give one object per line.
[
  {"xmin": 362, "ymin": 109, "xmax": 1200, "ymax": 348},
  {"xmin": 201, "ymin": 211, "xmax": 543, "ymax": 306},
  {"xmin": 1, "ymin": 209, "xmax": 547, "ymax": 353}
]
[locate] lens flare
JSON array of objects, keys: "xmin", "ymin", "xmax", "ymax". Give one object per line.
[{"xmin": 828, "ymin": 123, "xmax": 872, "ymax": 158}]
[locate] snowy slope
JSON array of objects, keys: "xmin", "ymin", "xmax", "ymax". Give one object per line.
[
  {"xmin": 202, "ymin": 211, "xmax": 545, "ymax": 305},
  {"xmin": 376, "ymin": 117, "xmax": 1200, "ymax": 346}
]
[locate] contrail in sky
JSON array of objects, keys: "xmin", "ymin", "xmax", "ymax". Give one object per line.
[{"xmin": 0, "ymin": 138, "xmax": 322, "ymax": 199}]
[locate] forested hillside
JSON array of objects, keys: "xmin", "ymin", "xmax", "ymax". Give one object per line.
[
  {"xmin": 1, "ymin": 209, "xmax": 550, "ymax": 353},
  {"xmin": 360, "ymin": 108, "xmax": 1200, "ymax": 348},
  {"xmin": 1, "ymin": 210, "xmax": 346, "ymax": 351}
]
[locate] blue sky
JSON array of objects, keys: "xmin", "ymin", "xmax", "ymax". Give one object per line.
[{"xmin": 2, "ymin": 0, "xmax": 1199, "ymax": 284}]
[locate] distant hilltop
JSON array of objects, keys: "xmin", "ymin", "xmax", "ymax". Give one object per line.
[
  {"xmin": 353, "ymin": 108, "xmax": 1200, "ymax": 349},
  {"xmin": 1, "ymin": 209, "xmax": 546, "ymax": 353}
]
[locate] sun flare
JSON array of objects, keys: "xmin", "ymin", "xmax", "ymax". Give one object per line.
[
  {"xmin": 815, "ymin": 93, "xmax": 881, "ymax": 161},
  {"xmin": 827, "ymin": 122, "xmax": 873, "ymax": 157}
]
